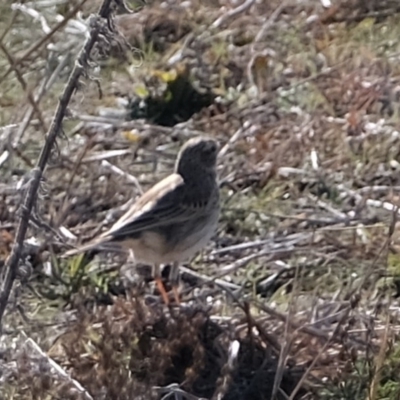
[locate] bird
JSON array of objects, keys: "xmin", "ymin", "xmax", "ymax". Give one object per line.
[{"xmin": 64, "ymin": 137, "xmax": 220, "ymax": 304}]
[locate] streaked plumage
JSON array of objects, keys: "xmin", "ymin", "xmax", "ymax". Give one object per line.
[{"xmin": 65, "ymin": 137, "xmax": 220, "ymax": 303}]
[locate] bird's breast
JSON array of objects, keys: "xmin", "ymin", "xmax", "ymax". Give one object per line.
[
  {"xmin": 162, "ymin": 207, "xmax": 219, "ymax": 262},
  {"xmin": 119, "ymin": 209, "xmax": 218, "ymax": 265},
  {"xmin": 120, "ymin": 231, "xmax": 170, "ymax": 265}
]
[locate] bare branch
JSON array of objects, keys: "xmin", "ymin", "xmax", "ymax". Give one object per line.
[
  {"xmin": 0, "ymin": 0, "xmax": 115, "ymax": 329},
  {"xmin": 0, "ymin": 0, "xmax": 88, "ymax": 85}
]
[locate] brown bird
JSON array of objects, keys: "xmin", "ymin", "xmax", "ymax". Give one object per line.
[{"xmin": 64, "ymin": 137, "xmax": 220, "ymax": 304}]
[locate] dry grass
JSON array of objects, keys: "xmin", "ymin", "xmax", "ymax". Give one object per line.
[{"xmin": 2, "ymin": 0, "xmax": 400, "ymax": 399}]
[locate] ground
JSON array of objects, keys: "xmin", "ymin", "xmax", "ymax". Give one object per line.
[{"xmin": 1, "ymin": 0, "xmax": 400, "ymax": 399}]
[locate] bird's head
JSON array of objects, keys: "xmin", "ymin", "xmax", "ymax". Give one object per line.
[{"xmin": 175, "ymin": 137, "xmax": 218, "ymax": 178}]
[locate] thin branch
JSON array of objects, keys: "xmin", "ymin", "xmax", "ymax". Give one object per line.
[
  {"xmin": 0, "ymin": 0, "xmax": 88, "ymax": 85},
  {"xmin": 0, "ymin": 0, "xmax": 115, "ymax": 329},
  {"xmin": 0, "ymin": 42, "xmax": 48, "ymax": 133},
  {"xmin": 0, "ymin": 9, "xmax": 17, "ymax": 43},
  {"xmin": 23, "ymin": 336, "xmax": 94, "ymax": 400},
  {"xmin": 12, "ymin": 53, "xmax": 72, "ymax": 150},
  {"xmin": 211, "ymin": 0, "xmax": 256, "ymax": 29}
]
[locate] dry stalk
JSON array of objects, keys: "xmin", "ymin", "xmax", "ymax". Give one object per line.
[
  {"xmin": 211, "ymin": 0, "xmax": 256, "ymax": 29},
  {"xmin": 271, "ymin": 262, "xmax": 300, "ymax": 399},
  {"xmin": 0, "ymin": 0, "xmax": 89, "ymax": 85},
  {"xmin": 0, "ymin": 42, "xmax": 48, "ymax": 134},
  {"xmin": 367, "ymin": 314, "xmax": 390, "ymax": 400},
  {"xmin": 0, "ymin": 0, "xmax": 115, "ymax": 328}
]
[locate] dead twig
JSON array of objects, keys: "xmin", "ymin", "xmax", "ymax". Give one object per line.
[
  {"xmin": 23, "ymin": 336, "xmax": 94, "ymax": 400},
  {"xmin": 0, "ymin": 0, "xmax": 89, "ymax": 86},
  {"xmin": 211, "ymin": 0, "xmax": 256, "ymax": 29},
  {"xmin": 0, "ymin": 0, "xmax": 115, "ymax": 329},
  {"xmin": 0, "ymin": 42, "xmax": 48, "ymax": 134}
]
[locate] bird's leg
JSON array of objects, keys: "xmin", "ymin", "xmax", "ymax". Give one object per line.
[
  {"xmin": 169, "ymin": 261, "xmax": 180, "ymax": 304},
  {"xmin": 153, "ymin": 264, "xmax": 169, "ymax": 305}
]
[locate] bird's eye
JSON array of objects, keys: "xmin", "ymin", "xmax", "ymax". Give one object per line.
[
  {"xmin": 206, "ymin": 141, "xmax": 217, "ymax": 154},
  {"xmin": 199, "ymin": 141, "xmax": 217, "ymax": 164}
]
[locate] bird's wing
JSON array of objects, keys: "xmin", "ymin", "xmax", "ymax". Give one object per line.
[
  {"xmin": 63, "ymin": 173, "xmax": 212, "ymax": 257},
  {"xmin": 102, "ymin": 173, "xmax": 208, "ymax": 241}
]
